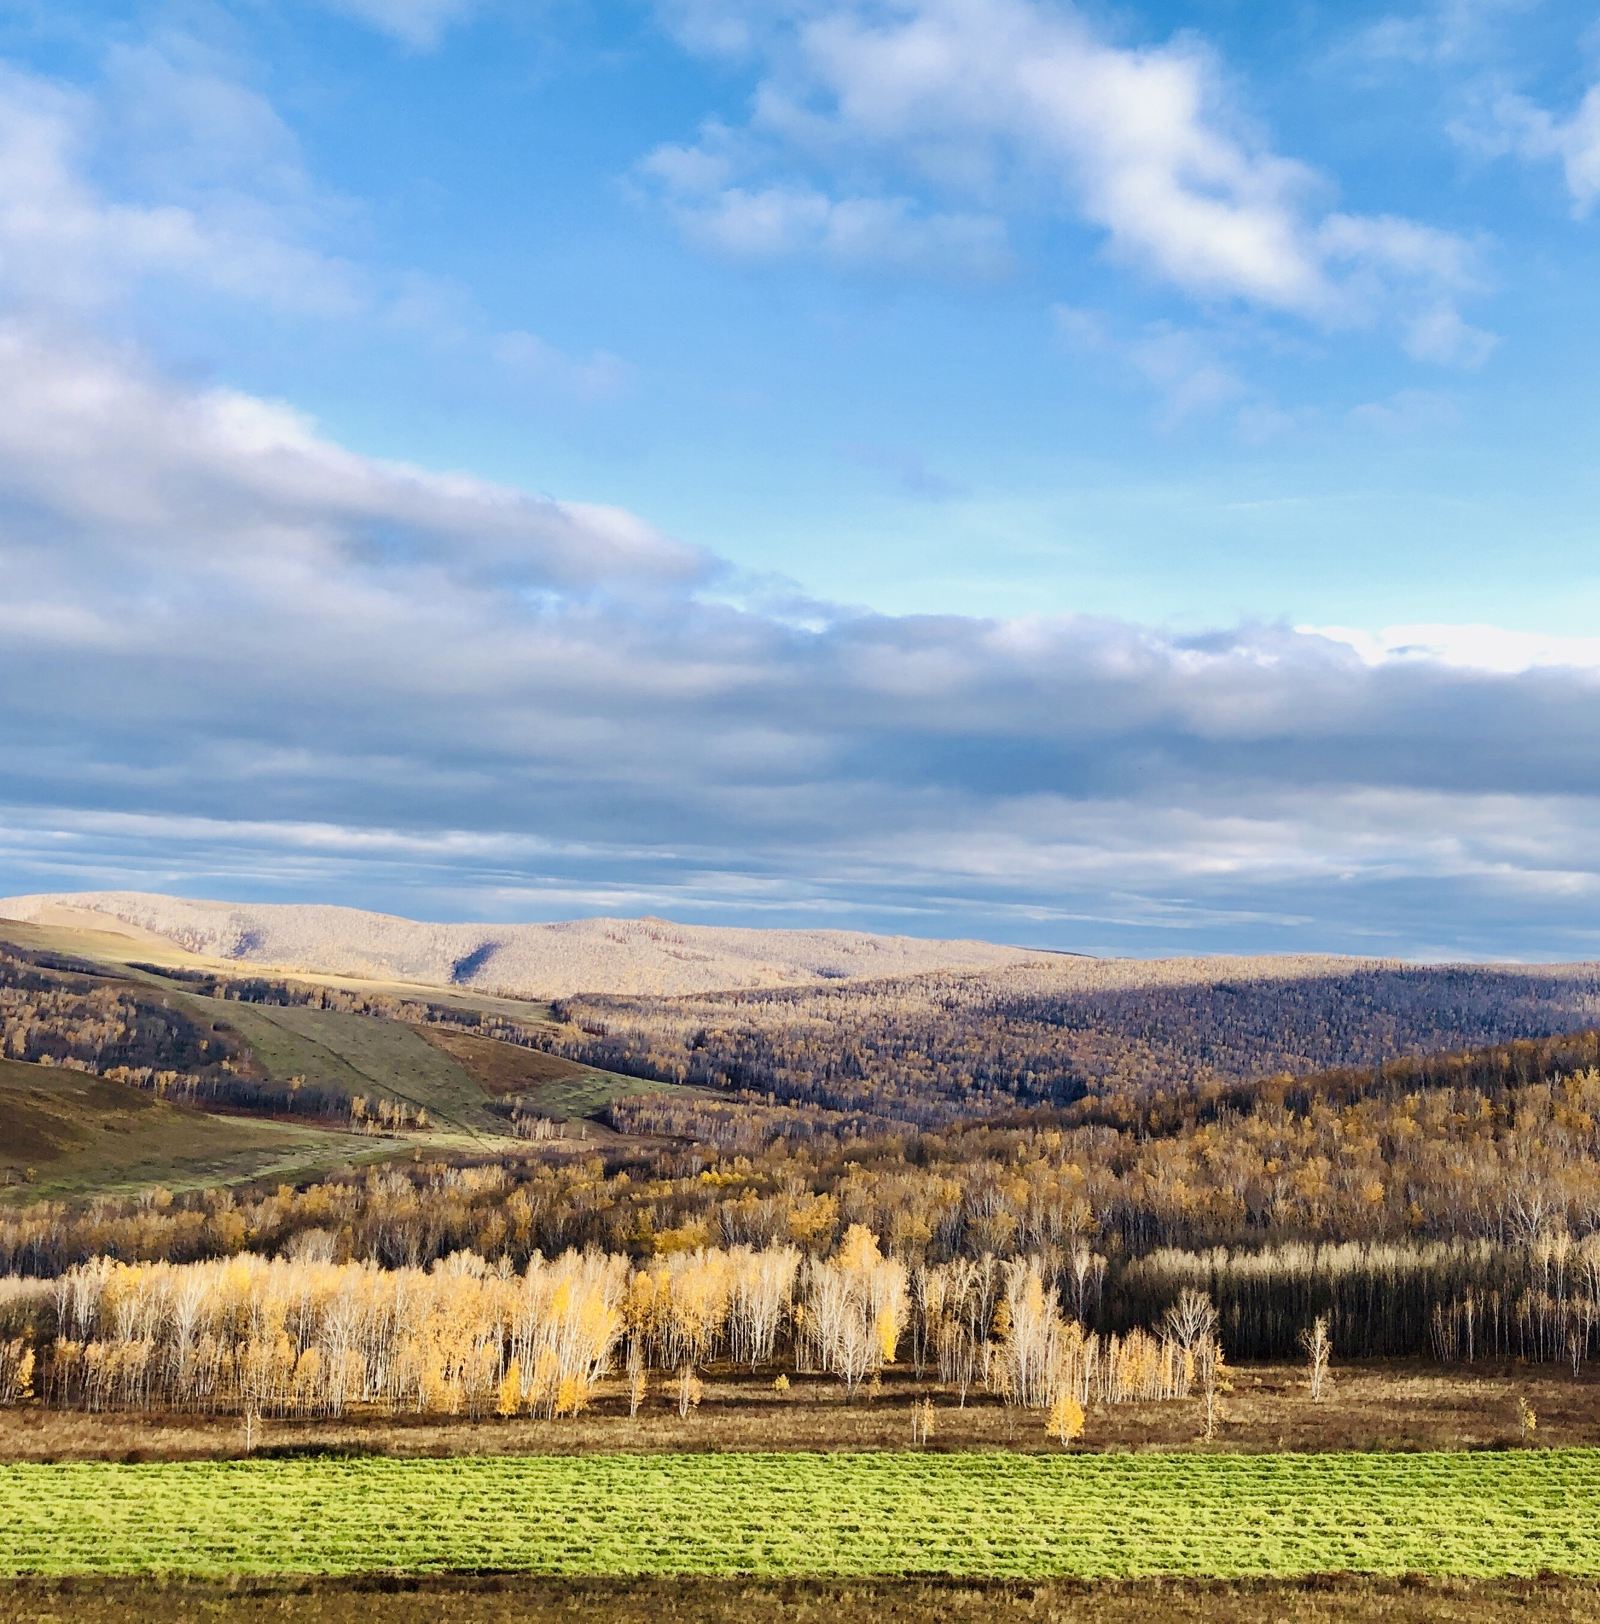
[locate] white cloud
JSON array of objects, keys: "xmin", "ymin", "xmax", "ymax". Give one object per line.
[
  {"xmin": 1401, "ymin": 303, "xmax": 1497, "ymax": 366},
  {"xmin": 642, "ymin": 119, "xmax": 1011, "ymax": 275},
  {"xmin": 642, "ymin": 134, "xmax": 740, "ymax": 196},
  {"xmin": 1125, "ymin": 326, "xmax": 1245, "ymax": 425},
  {"xmin": 1469, "ymin": 84, "xmax": 1600, "ymax": 215},
  {"xmin": 646, "ymin": 0, "xmax": 1488, "ymax": 357},
  {"xmin": 1318, "ymin": 211, "xmax": 1477, "ymax": 289},
  {"xmin": 1054, "ymin": 305, "xmax": 1254, "ymax": 428},
  {"xmin": 319, "ymin": 0, "xmax": 482, "ymax": 51},
  {"xmin": 1347, "ymin": 387, "xmax": 1460, "ymax": 434},
  {"xmin": 1050, "ymin": 302, "xmax": 1112, "ymax": 352},
  {"xmin": 0, "ymin": 60, "xmax": 362, "ymax": 318},
  {"xmin": 1341, "ymin": 0, "xmax": 1535, "ymax": 71},
  {"xmin": 0, "ymin": 321, "xmax": 705, "ymax": 591},
  {"xmin": 489, "ymin": 329, "xmax": 633, "ymax": 401},
  {"xmin": 659, "ymin": 178, "xmax": 1011, "ymax": 275},
  {"xmin": 1304, "ymin": 623, "xmax": 1600, "ymax": 673},
  {"xmin": 100, "ymin": 38, "xmax": 313, "ymax": 200},
  {"xmin": 653, "ymin": 0, "xmax": 773, "ymax": 59},
  {"xmin": 0, "ymin": 48, "xmax": 638, "ymax": 415}
]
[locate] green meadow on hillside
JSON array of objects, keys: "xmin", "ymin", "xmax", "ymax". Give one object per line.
[
  {"xmin": 168, "ymin": 996, "xmax": 506, "ymax": 1139},
  {"xmin": 0, "ymin": 1059, "xmax": 400, "ymax": 1200}
]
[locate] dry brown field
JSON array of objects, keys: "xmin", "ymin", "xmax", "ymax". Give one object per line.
[
  {"xmin": 7, "ymin": 1575, "xmax": 1600, "ymax": 1623},
  {"xmin": 2, "ymin": 1359, "xmax": 1593, "ymax": 1462}
]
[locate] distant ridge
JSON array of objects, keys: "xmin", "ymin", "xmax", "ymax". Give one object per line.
[{"xmin": 0, "ymin": 890, "xmax": 1042, "ymax": 1000}]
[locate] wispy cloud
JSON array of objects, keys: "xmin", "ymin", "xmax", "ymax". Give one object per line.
[
  {"xmin": 0, "ymin": 59, "xmax": 362, "ymax": 317},
  {"xmin": 844, "ymin": 442, "xmax": 967, "ymax": 500},
  {"xmin": 1349, "ymin": 1, "xmax": 1600, "ymax": 221},
  {"xmin": 1340, "ymin": 0, "xmax": 1536, "ymax": 71},
  {"xmin": 318, "ymin": 0, "xmax": 483, "ymax": 51},
  {"xmin": 1053, "ymin": 306, "xmax": 1258, "ymax": 431},
  {"xmin": 644, "ymin": 0, "xmax": 1492, "ymax": 360},
  {"xmin": 0, "ymin": 42, "xmax": 635, "ymax": 413},
  {"xmin": 1460, "ymin": 83, "xmax": 1600, "ymax": 216},
  {"xmin": 641, "ymin": 137, "xmax": 1013, "ymax": 278},
  {"xmin": 1347, "ymin": 387, "xmax": 1461, "ymax": 434}
]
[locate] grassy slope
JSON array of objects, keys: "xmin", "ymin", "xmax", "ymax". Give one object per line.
[
  {"xmin": 3, "ymin": 1449, "xmax": 1599, "ymax": 1580},
  {"xmin": 0, "ymin": 918, "xmax": 514, "ymax": 1138},
  {"xmin": 416, "ymin": 1027, "xmax": 701, "ymax": 1122},
  {"xmin": 168, "ymin": 997, "xmax": 505, "ymax": 1139},
  {"xmin": 0, "ymin": 918, "xmax": 571, "ymax": 1169},
  {"xmin": 0, "ymin": 919, "xmax": 212, "ymax": 970},
  {"xmin": 0, "ymin": 1060, "xmax": 401, "ymax": 1201}
]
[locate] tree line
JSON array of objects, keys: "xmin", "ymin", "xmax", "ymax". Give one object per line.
[{"xmin": 3, "ymin": 1230, "xmax": 1211, "ymax": 1425}]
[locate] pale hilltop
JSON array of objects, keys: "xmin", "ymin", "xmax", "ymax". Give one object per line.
[{"xmin": 0, "ymin": 891, "xmax": 1041, "ymax": 1000}]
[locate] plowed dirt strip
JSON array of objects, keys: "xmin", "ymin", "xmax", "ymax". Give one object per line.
[{"xmin": 2, "ymin": 1449, "xmax": 1597, "ymax": 1579}]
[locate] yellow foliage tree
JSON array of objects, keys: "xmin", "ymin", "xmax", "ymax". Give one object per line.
[
  {"xmin": 496, "ymin": 1358, "xmax": 523, "ymax": 1418},
  {"xmin": 1046, "ymin": 1388, "xmax": 1085, "ymax": 1447}
]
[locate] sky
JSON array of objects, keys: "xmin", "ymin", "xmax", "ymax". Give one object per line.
[{"xmin": 2, "ymin": 0, "xmax": 1599, "ymax": 958}]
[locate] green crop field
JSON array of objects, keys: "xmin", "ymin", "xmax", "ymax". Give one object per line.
[{"xmin": 3, "ymin": 1449, "xmax": 1598, "ymax": 1580}]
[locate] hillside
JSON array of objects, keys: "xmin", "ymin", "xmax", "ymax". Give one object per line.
[
  {"xmin": 0, "ymin": 921, "xmax": 706, "ymax": 1171},
  {"xmin": 0, "ymin": 892, "xmax": 1039, "ymax": 999},
  {"xmin": 0, "ymin": 1058, "xmax": 400, "ymax": 1201},
  {"xmin": 556, "ymin": 954, "xmax": 1600, "ymax": 1128}
]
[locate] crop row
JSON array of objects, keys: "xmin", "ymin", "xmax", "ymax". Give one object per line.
[{"xmin": 4, "ymin": 1449, "xmax": 1600, "ymax": 1579}]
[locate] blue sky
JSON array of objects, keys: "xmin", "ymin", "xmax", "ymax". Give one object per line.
[{"xmin": 1, "ymin": 0, "xmax": 1599, "ymax": 957}]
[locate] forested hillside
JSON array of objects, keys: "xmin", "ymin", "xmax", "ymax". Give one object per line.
[
  {"xmin": 553, "ymin": 957, "xmax": 1600, "ymax": 1126},
  {"xmin": 8, "ymin": 1020, "xmax": 1600, "ymax": 1366}
]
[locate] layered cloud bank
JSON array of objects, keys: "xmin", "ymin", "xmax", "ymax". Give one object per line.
[{"xmin": 3, "ymin": 316, "xmax": 1598, "ymax": 958}]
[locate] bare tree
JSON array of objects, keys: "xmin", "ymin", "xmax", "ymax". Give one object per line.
[
  {"xmin": 1299, "ymin": 1315, "xmax": 1332, "ymax": 1401},
  {"xmin": 1164, "ymin": 1289, "xmax": 1218, "ymax": 1355}
]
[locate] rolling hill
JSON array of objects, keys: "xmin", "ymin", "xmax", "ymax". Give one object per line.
[
  {"xmin": 0, "ymin": 892, "xmax": 1039, "ymax": 999},
  {"xmin": 0, "ymin": 916, "xmax": 711, "ymax": 1182},
  {"xmin": 0, "ymin": 1058, "xmax": 403, "ymax": 1201}
]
